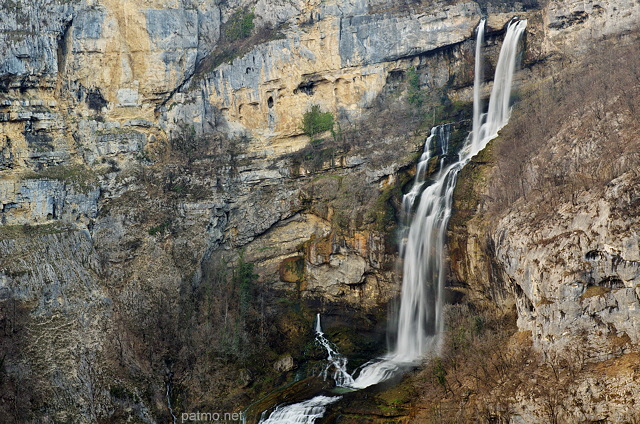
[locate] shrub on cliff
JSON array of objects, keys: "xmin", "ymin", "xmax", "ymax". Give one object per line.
[
  {"xmin": 225, "ymin": 8, "xmax": 256, "ymax": 41},
  {"xmin": 300, "ymin": 105, "xmax": 335, "ymax": 141},
  {"xmin": 406, "ymin": 66, "xmax": 425, "ymax": 107}
]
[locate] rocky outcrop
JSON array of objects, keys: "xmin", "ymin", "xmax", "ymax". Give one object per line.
[
  {"xmin": 495, "ymin": 171, "xmax": 640, "ymax": 356},
  {"xmin": 0, "ymin": 178, "xmax": 99, "ymax": 224},
  {"xmin": 338, "ymin": 2, "xmax": 481, "ymax": 66}
]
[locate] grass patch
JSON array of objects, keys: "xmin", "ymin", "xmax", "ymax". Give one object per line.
[
  {"xmin": 0, "ymin": 222, "xmax": 70, "ymax": 240},
  {"xmin": 22, "ymin": 164, "xmax": 99, "ymax": 193},
  {"xmin": 224, "ymin": 8, "xmax": 255, "ymax": 41},
  {"xmin": 407, "ymin": 66, "xmax": 425, "ymax": 107},
  {"xmin": 367, "ymin": 183, "xmax": 399, "ymax": 233},
  {"xmin": 580, "ymin": 285, "xmax": 610, "ymax": 299},
  {"xmin": 148, "ymin": 220, "xmax": 171, "ymax": 237}
]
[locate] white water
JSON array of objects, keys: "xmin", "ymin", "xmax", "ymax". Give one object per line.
[
  {"xmin": 349, "ymin": 124, "xmax": 455, "ymax": 389},
  {"xmin": 166, "ymin": 383, "xmax": 177, "ymax": 424},
  {"xmin": 258, "ymin": 395, "xmax": 342, "ymax": 424},
  {"xmin": 314, "ymin": 314, "xmax": 355, "ymax": 387},
  {"xmin": 472, "ymin": 19, "xmax": 486, "ymax": 146},
  {"xmin": 467, "ymin": 19, "xmax": 527, "ymax": 157},
  {"xmin": 258, "ymin": 17, "xmax": 527, "ymax": 421},
  {"xmin": 257, "ymin": 315, "xmax": 347, "ymax": 424},
  {"xmin": 399, "ymin": 124, "xmax": 451, "ymax": 248}
]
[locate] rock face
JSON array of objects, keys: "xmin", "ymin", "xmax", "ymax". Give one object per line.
[
  {"xmin": 0, "ymin": 0, "xmax": 638, "ymax": 422},
  {"xmin": 495, "ymin": 173, "xmax": 640, "ymax": 355},
  {"xmin": 164, "ymin": 1, "xmax": 484, "ymax": 153},
  {"xmin": 338, "ymin": 2, "xmax": 481, "ymax": 66},
  {"xmin": 0, "ymin": 178, "xmax": 99, "ymax": 224}
]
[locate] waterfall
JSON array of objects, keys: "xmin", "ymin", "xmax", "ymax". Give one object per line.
[
  {"xmin": 394, "ymin": 124, "xmax": 453, "ymax": 359},
  {"xmin": 166, "ymin": 378, "xmax": 177, "ymax": 424},
  {"xmin": 257, "ymin": 315, "xmax": 347, "ymax": 424},
  {"xmin": 472, "ymin": 19, "xmax": 486, "ymax": 145},
  {"xmin": 348, "ymin": 125, "xmax": 455, "ymax": 389},
  {"xmin": 258, "ymin": 17, "xmax": 527, "ymax": 421},
  {"xmin": 399, "ymin": 124, "xmax": 451, "ymax": 251},
  {"xmin": 468, "ymin": 19, "xmax": 527, "ymax": 157},
  {"xmin": 351, "ymin": 18, "xmax": 527, "ymax": 390}
]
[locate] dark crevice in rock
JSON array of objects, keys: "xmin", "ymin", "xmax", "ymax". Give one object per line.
[
  {"xmin": 548, "ymin": 11, "xmax": 589, "ymax": 29},
  {"xmin": 56, "ymin": 17, "xmax": 73, "ymax": 77},
  {"xmin": 294, "ymin": 80, "xmax": 317, "ymax": 96},
  {"xmin": 596, "ymin": 276, "xmax": 625, "ymax": 289},
  {"xmin": 585, "ymin": 249, "xmax": 601, "ymax": 260},
  {"xmin": 156, "ymin": 67, "xmax": 198, "ymax": 112},
  {"xmin": 86, "ymin": 88, "xmax": 108, "ymax": 112}
]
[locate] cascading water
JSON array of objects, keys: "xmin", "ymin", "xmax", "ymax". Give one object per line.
[
  {"xmin": 166, "ymin": 383, "xmax": 177, "ymax": 424},
  {"xmin": 468, "ymin": 18, "xmax": 527, "ymax": 157},
  {"xmin": 258, "ymin": 395, "xmax": 342, "ymax": 424},
  {"xmin": 349, "ymin": 123, "xmax": 455, "ymax": 389},
  {"xmin": 472, "ymin": 19, "xmax": 486, "ymax": 146},
  {"xmin": 314, "ymin": 314, "xmax": 355, "ymax": 387},
  {"xmin": 258, "ymin": 17, "xmax": 527, "ymax": 422},
  {"xmin": 395, "ymin": 124, "xmax": 452, "ymax": 358},
  {"xmin": 257, "ymin": 315, "xmax": 346, "ymax": 424},
  {"xmin": 399, "ymin": 124, "xmax": 451, "ymax": 249}
]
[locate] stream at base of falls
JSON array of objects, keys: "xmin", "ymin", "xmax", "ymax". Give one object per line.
[{"xmin": 256, "ymin": 18, "xmax": 527, "ymax": 424}]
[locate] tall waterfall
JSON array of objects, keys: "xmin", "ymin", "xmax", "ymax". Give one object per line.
[
  {"xmin": 351, "ymin": 17, "xmax": 527, "ymax": 390},
  {"xmin": 467, "ymin": 18, "xmax": 526, "ymax": 157},
  {"xmin": 472, "ymin": 19, "xmax": 486, "ymax": 145},
  {"xmin": 258, "ymin": 18, "xmax": 527, "ymax": 422},
  {"xmin": 348, "ymin": 124, "xmax": 455, "ymax": 388}
]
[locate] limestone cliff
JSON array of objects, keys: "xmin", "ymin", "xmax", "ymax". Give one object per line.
[{"xmin": 0, "ymin": 0, "xmax": 638, "ymax": 422}]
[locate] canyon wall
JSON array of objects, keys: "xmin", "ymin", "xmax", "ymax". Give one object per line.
[{"xmin": 0, "ymin": 0, "xmax": 638, "ymax": 422}]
